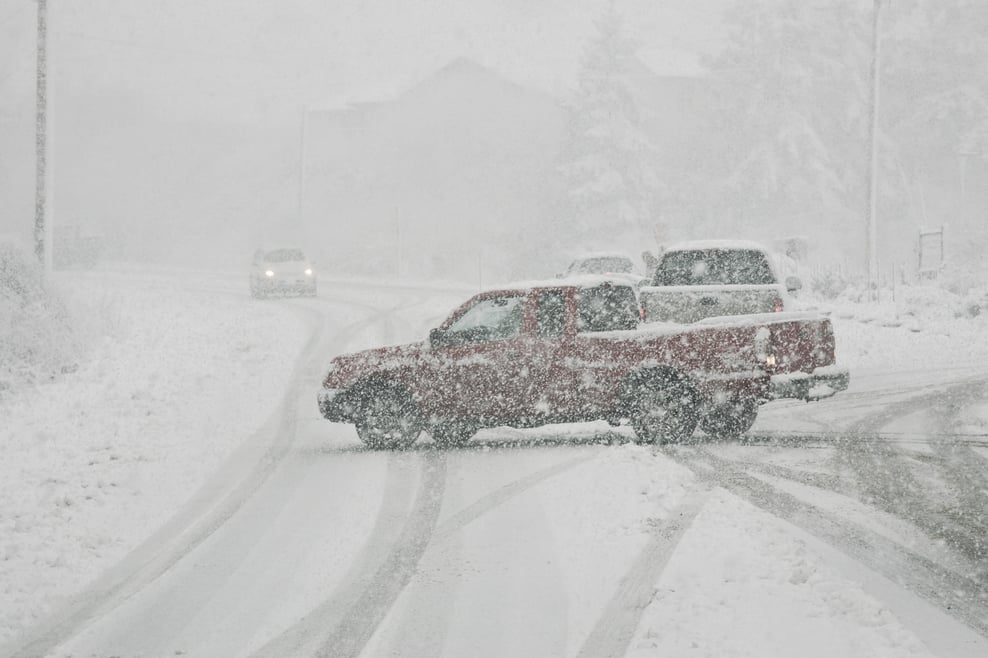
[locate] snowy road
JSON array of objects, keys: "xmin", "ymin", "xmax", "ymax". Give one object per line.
[{"xmin": 5, "ymin": 273, "xmax": 988, "ymax": 657}]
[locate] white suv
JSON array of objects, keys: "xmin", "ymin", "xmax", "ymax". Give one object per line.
[{"xmin": 249, "ymin": 247, "xmax": 317, "ymax": 298}]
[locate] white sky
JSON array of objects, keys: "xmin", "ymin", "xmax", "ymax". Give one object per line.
[{"xmin": 3, "ymin": 0, "xmax": 730, "ymax": 121}]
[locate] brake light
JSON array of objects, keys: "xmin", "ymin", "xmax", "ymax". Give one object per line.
[
  {"xmin": 639, "ymin": 303, "xmax": 646, "ymax": 321},
  {"xmin": 773, "ymin": 296, "xmax": 784, "ymax": 312}
]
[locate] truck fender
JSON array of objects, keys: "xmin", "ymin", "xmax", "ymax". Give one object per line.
[{"xmin": 345, "ymin": 374, "xmax": 417, "ymax": 420}]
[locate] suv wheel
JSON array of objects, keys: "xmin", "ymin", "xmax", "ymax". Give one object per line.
[{"xmin": 354, "ymin": 386, "xmax": 422, "ymax": 450}]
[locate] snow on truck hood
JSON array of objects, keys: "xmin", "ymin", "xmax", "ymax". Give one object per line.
[{"xmin": 325, "ymin": 341, "xmax": 427, "ymax": 378}]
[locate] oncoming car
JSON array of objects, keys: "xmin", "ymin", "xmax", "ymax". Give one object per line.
[{"xmin": 249, "ymin": 247, "xmax": 317, "ymax": 298}]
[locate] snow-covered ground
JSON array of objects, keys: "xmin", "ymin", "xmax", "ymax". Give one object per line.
[{"xmin": 2, "ymin": 269, "xmax": 987, "ymax": 656}]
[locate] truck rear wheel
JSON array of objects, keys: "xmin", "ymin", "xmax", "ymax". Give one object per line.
[
  {"xmin": 631, "ymin": 378, "xmax": 700, "ymax": 445},
  {"xmin": 699, "ymin": 398, "xmax": 758, "ymax": 439},
  {"xmin": 354, "ymin": 386, "xmax": 422, "ymax": 450}
]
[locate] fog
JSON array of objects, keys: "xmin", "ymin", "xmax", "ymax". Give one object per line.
[
  {"xmin": 1, "ymin": 0, "xmax": 986, "ymax": 287},
  {"xmin": 4, "ymin": 4, "xmax": 988, "ymax": 655}
]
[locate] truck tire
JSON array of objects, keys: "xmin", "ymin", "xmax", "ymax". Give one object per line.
[
  {"xmin": 699, "ymin": 398, "xmax": 758, "ymax": 439},
  {"xmin": 354, "ymin": 385, "xmax": 422, "ymax": 450},
  {"xmin": 430, "ymin": 420, "xmax": 478, "ymax": 448},
  {"xmin": 631, "ymin": 377, "xmax": 700, "ymax": 445}
]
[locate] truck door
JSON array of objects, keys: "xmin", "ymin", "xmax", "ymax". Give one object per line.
[
  {"xmin": 419, "ymin": 291, "xmax": 537, "ymax": 421},
  {"xmin": 524, "ymin": 288, "xmax": 571, "ymax": 417},
  {"xmin": 549, "ymin": 283, "xmax": 642, "ymax": 418}
]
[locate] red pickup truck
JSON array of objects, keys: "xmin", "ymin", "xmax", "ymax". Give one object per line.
[{"xmin": 318, "ymin": 277, "xmax": 848, "ymax": 449}]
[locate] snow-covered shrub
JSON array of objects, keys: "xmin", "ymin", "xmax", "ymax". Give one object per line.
[
  {"xmin": 895, "ymin": 284, "xmax": 973, "ymax": 322},
  {"xmin": 0, "ymin": 239, "xmax": 80, "ymax": 392},
  {"xmin": 808, "ymin": 268, "xmax": 850, "ymax": 300}
]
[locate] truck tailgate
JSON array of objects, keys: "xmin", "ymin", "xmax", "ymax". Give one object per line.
[{"xmin": 641, "ymin": 285, "xmax": 782, "ymax": 323}]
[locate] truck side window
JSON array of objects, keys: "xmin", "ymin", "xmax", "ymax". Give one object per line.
[
  {"xmin": 536, "ymin": 290, "xmax": 566, "ymax": 338},
  {"xmin": 445, "ymin": 294, "xmax": 526, "ymax": 343},
  {"xmin": 577, "ymin": 284, "xmax": 639, "ymax": 332}
]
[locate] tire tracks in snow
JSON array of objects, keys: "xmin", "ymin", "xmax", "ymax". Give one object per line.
[
  {"xmin": 252, "ymin": 450, "xmax": 600, "ymax": 658},
  {"xmin": 835, "ymin": 378, "xmax": 988, "ymax": 588},
  {"xmin": 4, "ymin": 292, "xmax": 415, "ymax": 658},
  {"xmin": 660, "ymin": 377, "xmax": 988, "ymax": 641},
  {"xmin": 575, "ymin": 485, "xmax": 712, "ymax": 658},
  {"xmin": 665, "ymin": 446, "xmax": 988, "ymax": 637},
  {"xmin": 250, "ymin": 450, "xmax": 449, "ymax": 658}
]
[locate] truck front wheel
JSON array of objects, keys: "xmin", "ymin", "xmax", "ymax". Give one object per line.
[
  {"xmin": 354, "ymin": 385, "xmax": 422, "ymax": 450},
  {"xmin": 699, "ymin": 398, "xmax": 759, "ymax": 439},
  {"xmin": 631, "ymin": 379, "xmax": 700, "ymax": 445}
]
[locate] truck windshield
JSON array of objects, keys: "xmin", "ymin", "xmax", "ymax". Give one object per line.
[{"xmin": 653, "ymin": 249, "xmax": 775, "ymax": 286}]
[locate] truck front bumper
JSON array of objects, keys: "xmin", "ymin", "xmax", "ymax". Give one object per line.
[
  {"xmin": 317, "ymin": 388, "xmax": 348, "ymax": 421},
  {"xmin": 769, "ymin": 365, "xmax": 850, "ymax": 401}
]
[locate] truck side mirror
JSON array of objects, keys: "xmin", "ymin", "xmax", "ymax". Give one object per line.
[
  {"xmin": 428, "ymin": 327, "xmax": 446, "ymax": 348},
  {"xmin": 785, "ymin": 276, "xmax": 803, "ymax": 293}
]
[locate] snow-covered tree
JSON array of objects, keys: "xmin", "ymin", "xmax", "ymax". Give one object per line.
[
  {"xmin": 708, "ymin": 0, "xmax": 988, "ymax": 277},
  {"xmin": 555, "ymin": 3, "xmax": 661, "ymax": 257},
  {"xmin": 881, "ymin": 0, "xmax": 988, "ymax": 287},
  {"xmin": 705, "ymin": 0, "xmax": 873, "ymax": 258},
  {"xmin": 885, "ymin": 0, "xmax": 988, "ymax": 160}
]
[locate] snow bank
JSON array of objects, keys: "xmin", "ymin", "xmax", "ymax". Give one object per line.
[
  {"xmin": 0, "ymin": 272, "xmax": 308, "ymax": 646},
  {"xmin": 0, "ymin": 240, "xmax": 81, "ymax": 393}
]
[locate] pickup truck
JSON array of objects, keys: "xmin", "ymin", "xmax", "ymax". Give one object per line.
[
  {"xmin": 640, "ymin": 239, "xmax": 803, "ymax": 323},
  {"xmin": 640, "ymin": 239, "xmax": 849, "ymax": 414},
  {"xmin": 318, "ymin": 276, "xmax": 848, "ymax": 449}
]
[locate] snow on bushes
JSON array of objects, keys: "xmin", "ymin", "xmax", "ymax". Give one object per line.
[{"xmin": 0, "ymin": 239, "xmax": 80, "ymax": 392}]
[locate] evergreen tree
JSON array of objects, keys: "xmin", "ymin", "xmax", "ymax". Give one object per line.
[
  {"xmin": 883, "ymin": 0, "xmax": 988, "ymax": 285},
  {"xmin": 886, "ymin": 0, "xmax": 988, "ymax": 163},
  {"xmin": 555, "ymin": 2, "xmax": 660, "ymax": 257},
  {"xmin": 707, "ymin": 0, "xmax": 872, "ymax": 252}
]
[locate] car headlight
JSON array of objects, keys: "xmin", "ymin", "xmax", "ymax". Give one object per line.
[
  {"xmin": 304, "ymin": 268, "xmax": 313, "ymax": 276},
  {"xmin": 265, "ymin": 270, "xmax": 274, "ymax": 277}
]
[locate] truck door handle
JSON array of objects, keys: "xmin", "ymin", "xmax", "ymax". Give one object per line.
[{"xmin": 699, "ymin": 297, "xmax": 718, "ymax": 305}]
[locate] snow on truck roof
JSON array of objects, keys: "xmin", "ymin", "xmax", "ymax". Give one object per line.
[
  {"xmin": 662, "ymin": 239, "xmax": 772, "ymax": 253},
  {"xmin": 478, "ymin": 274, "xmax": 639, "ymax": 294}
]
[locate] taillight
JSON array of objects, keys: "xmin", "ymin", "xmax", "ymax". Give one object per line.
[
  {"xmin": 755, "ymin": 326, "xmax": 776, "ymax": 371},
  {"xmin": 639, "ymin": 303, "xmax": 646, "ymax": 321},
  {"xmin": 772, "ymin": 296, "xmax": 784, "ymax": 312}
]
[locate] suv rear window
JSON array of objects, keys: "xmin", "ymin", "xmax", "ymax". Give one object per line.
[
  {"xmin": 653, "ymin": 249, "xmax": 775, "ymax": 286},
  {"xmin": 577, "ymin": 284, "xmax": 639, "ymax": 332},
  {"xmin": 569, "ymin": 256, "xmax": 634, "ymax": 275},
  {"xmin": 264, "ymin": 249, "xmax": 306, "ymax": 263}
]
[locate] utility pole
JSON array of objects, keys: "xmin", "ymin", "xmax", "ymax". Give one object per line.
[
  {"xmin": 865, "ymin": 0, "xmax": 882, "ymax": 300},
  {"xmin": 297, "ymin": 107, "xmax": 308, "ymax": 231},
  {"xmin": 34, "ymin": 0, "xmax": 48, "ymax": 267}
]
